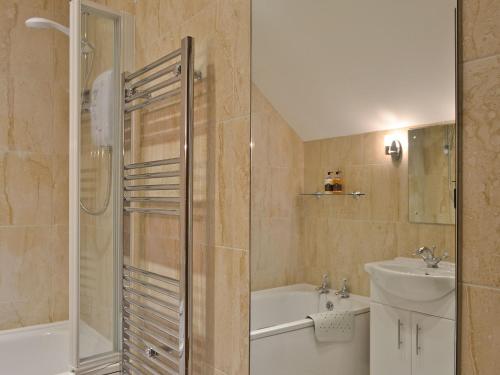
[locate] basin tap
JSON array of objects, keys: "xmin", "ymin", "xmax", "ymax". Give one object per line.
[
  {"xmin": 316, "ymin": 273, "xmax": 330, "ymax": 295},
  {"xmin": 414, "ymin": 246, "xmax": 448, "ymax": 268},
  {"xmin": 335, "ymin": 278, "xmax": 350, "ymax": 298}
]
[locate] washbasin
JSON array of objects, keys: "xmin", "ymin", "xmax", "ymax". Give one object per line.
[{"xmin": 364, "ymin": 257, "xmax": 455, "ymax": 302}]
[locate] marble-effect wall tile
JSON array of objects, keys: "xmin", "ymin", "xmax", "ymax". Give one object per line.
[
  {"xmin": 461, "ymin": 55, "xmax": 500, "ymax": 288},
  {"xmin": 460, "ymin": 2, "xmax": 500, "ymax": 371},
  {"xmin": 0, "ymin": 0, "xmax": 69, "ymax": 331},
  {"xmin": 462, "ymin": 0, "xmax": 500, "ymax": 62},
  {"xmin": 460, "ymin": 284, "xmax": 500, "ymax": 375},
  {"xmin": 0, "ymin": 226, "xmax": 52, "ymax": 329},
  {"xmin": 251, "ymin": 85, "xmax": 304, "ymax": 291},
  {"xmin": 300, "ymin": 127, "xmax": 455, "ymax": 296},
  {"xmin": 252, "ymin": 84, "xmax": 456, "ymax": 298},
  {"xmin": 133, "ymin": 1, "xmax": 251, "ymax": 373}
]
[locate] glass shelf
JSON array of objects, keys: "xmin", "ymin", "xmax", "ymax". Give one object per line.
[{"xmin": 299, "ymin": 191, "xmax": 366, "ymax": 198}]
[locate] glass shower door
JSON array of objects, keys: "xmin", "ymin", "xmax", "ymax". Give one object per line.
[
  {"xmin": 69, "ymin": 0, "xmax": 133, "ymax": 372},
  {"xmin": 78, "ymin": 5, "xmax": 117, "ymax": 362}
]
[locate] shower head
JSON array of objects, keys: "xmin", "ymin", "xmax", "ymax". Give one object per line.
[
  {"xmin": 25, "ymin": 17, "xmax": 69, "ymax": 36},
  {"xmin": 26, "ymin": 15, "xmax": 95, "ymax": 90}
]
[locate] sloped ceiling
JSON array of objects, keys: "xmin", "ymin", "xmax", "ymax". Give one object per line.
[{"xmin": 252, "ymin": 0, "xmax": 456, "ymax": 141}]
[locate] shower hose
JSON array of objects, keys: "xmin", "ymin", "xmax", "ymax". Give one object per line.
[{"xmin": 80, "ymin": 146, "xmax": 112, "ymax": 216}]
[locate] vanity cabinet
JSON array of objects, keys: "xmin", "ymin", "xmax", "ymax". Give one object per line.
[
  {"xmin": 411, "ymin": 311, "xmax": 455, "ymax": 375},
  {"xmin": 370, "ymin": 302, "xmax": 454, "ymax": 375},
  {"xmin": 370, "ymin": 303, "xmax": 411, "ymax": 375}
]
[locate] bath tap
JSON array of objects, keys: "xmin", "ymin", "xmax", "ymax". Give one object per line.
[
  {"xmin": 335, "ymin": 278, "xmax": 350, "ymax": 298},
  {"xmin": 414, "ymin": 246, "xmax": 448, "ymax": 268},
  {"xmin": 316, "ymin": 274, "xmax": 330, "ymax": 294}
]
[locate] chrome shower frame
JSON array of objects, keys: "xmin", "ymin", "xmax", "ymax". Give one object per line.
[{"xmin": 69, "ymin": 0, "xmax": 134, "ymax": 373}]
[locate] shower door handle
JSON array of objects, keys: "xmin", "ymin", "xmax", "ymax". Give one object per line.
[
  {"xmin": 416, "ymin": 324, "xmax": 422, "ymax": 355},
  {"xmin": 397, "ymin": 319, "xmax": 403, "ymax": 349}
]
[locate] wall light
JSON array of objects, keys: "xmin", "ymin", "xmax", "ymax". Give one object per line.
[{"xmin": 384, "ymin": 136, "xmax": 402, "ymax": 161}]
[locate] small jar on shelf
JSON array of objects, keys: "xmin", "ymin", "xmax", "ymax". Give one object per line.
[{"xmin": 332, "ymin": 170, "xmax": 344, "ymax": 194}]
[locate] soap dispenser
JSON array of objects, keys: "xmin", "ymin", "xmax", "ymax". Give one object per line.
[
  {"xmin": 332, "ymin": 170, "xmax": 344, "ymax": 194},
  {"xmin": 324, "ymin": 171, "xmax": 334, "ymax": 193}
]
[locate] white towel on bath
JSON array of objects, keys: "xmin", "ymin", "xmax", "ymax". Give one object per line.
[{"xmin": 307, "ymin": 310, "xmax": 354, "ymax": 342}]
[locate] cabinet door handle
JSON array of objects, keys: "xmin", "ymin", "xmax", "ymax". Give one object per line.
[
  {"xmin": 397, "ymin": 319, "xmax": 403, "ymax": 349},
  {"xmin": 416, "ymin": 324, "xmax": 422, "ymax": 355}
]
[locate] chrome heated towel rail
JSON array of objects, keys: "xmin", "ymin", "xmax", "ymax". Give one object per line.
[{"xmin": 121, "ymin": 36, "xmax": 194, "ymax": 375}]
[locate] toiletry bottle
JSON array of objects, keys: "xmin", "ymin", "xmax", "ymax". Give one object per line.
[
  {"xmin": 332, "ymin": 170, "xmax": 344, "ymax": 193},
  {"xmin": 324, "ymin": 172, "xmax": 334, "ymax": 193}
]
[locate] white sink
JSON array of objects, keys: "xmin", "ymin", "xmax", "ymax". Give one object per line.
[{"xmin": 364, "ymin": 257, "xmax": 455, "ymax": 302}]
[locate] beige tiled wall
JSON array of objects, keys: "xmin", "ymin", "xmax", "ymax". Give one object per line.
[
  {"xmin": 300, "ymin": 128, "xmax": 456, "ymax": 296},
  {"xmin": 0, "ymin": 0, "xmax": 69, "ymax": 330},
  {"xmin": 131, "ymin": 1, "xmax": 251, "ymax": 374},
  {"xmin": 460, "ymin": 0, "xmax": 500, "ymax": 373},
  {"xmin": 250, "ymin": 87, "xmax": 455, "ymax": 298},
  {"xmin": 251, "ymin": 85, "xmax": 304, "ymax": 291},
  {"xmin": 7, "ymin": 0, "xmax": 499, "ymax": 373}
]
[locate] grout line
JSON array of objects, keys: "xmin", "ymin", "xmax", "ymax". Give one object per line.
[
  {"xmin": 179, "ymin": 0, "xmax": 216, "ymax": 29},
  {"xmin": 216, "ymin": 245, "xmax": 249, "ymax": 253},
  {"xmin": 461, "ymin": 52, "xmax": 500, "ymax": 65},
  {"xmin": 461, "ymin": 282, "xmax": 500, "ymax": 293},
  {"xmin": 221, "ymin": 114, "xmax": 251, "ymax": 125},
  {"xmin": 0, "ymin": 150, "xmax": 69, "ymax": 157},
  {"xmin": 296, "ymin": 217, "xmax": 455, "ymax": 226},
  {"xmin": 0, "ymin": 224, "xmax": 60, "ymax": 229}
]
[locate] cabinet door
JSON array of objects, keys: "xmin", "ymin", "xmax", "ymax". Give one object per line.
[
  {"xmin": 370, "ymin": 303, "xmax": 412, "ymax": 375},
  {"xmin": 411, "ymin": 312, "xmax": 455, "ymax": 375}
]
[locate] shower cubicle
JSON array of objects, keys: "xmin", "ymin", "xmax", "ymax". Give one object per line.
[{"xmin": 69, "ymin": 0, "xmax": 195, "ymax": 373}]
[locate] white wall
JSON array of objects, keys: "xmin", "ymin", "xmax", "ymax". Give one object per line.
[{"xmin": 252, "ymin": 0, "xmax": 456, "ymax": 141}]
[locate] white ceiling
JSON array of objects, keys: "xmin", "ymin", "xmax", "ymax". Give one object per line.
[{"xmin": 252, "ymin": 0, "xmax": 456, "ymax": 141}]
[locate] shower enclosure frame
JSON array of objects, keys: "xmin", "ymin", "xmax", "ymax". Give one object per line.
[{"xmin": 69, "ymin": 0, "xmax": 134, "ymax": 373}]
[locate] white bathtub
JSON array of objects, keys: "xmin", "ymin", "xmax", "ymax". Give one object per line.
[
  {"xmin": 0, "ymin": 320, "xmax": 112, "ymax": 375},
  {"xmin": 0, "ymin": 321, "xmax": 71, "ymax": 375},
  {"xmin": 251, "ymin": 284, "xmax": 370, "ymax": 375}
]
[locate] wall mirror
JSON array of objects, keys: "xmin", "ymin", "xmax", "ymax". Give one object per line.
[
  {"xmin": 409, "ymin": 124, "xmax": 456, "ymax": 225},
  {"xmin": 250, "ymin": 0, "xmax": 458, "ymax": 374}
]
